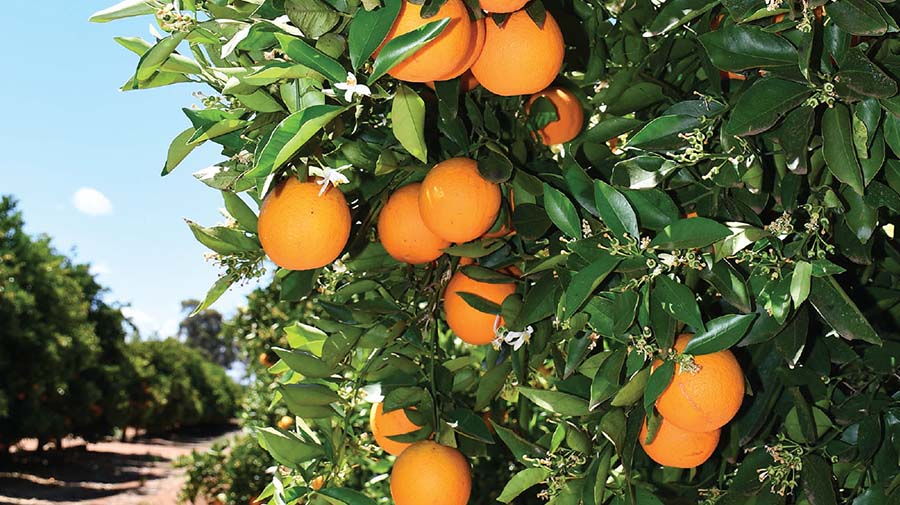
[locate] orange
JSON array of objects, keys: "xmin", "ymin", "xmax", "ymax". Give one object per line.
[
  {"xmin": 444, "ymin": 269, "xmax": 515, "ymax": 345},
  {"xmin": 258, "ymin": 177, "xmax": 351, "ymax": 271},
  {"xmin": 382, "ymin": 0, "xmax": 476, "ymax": 83},
  {"xmin": 438, "ymin": 18, "xmax": 486, "ymax": 81},
  {"xmin": 527, "ymin": 87, "xmax": 584, "ymax": 145},
  {"xmin": 370, "ymin": 402, "xmax": 420, "ymax": 456},
  {"xmin": 259, "ymin": 352, "xmax": 272, "ymax": 367},
  {"xmin": 277, "ymin": 415, "xmax": 294, "ymax": 430},
  {"xmin": 426, "ymin": 70, "xmax": 481, "ymax": 92},
  {"xmin": 310, "ymin": 476, "xmax": 325, "ymax": 490},
  {"xmin": 391, "ymin": 441, "xmax": 471, "ymax": 505},
  {"xmin": 378, "ymin": 183, "xmax": 451, "ymax": 264},
  {"xmin": 419, "ymin": 157, "xmax": 501, "ymax": 243},
  {"xmin": 479, "ymin": 0, "xmax": 529, "ymax": 13},
  {"xmin": 639, "ymin": 417, "xmax": 720, "ymax": 468},
  {"xmin": 653, "ymin": 334, "xmax": 745, "ymax": 433},
  {"xmin": 471, "ymin": 10, "xmax": 564, "ymax": 96}
]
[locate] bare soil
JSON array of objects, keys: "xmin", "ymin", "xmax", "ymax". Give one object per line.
[{"xmin": 0, "ymin": 424, "xmax": 240, "ymax": 505}]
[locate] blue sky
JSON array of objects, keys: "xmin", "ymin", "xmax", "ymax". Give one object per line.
[{"xmin": 1, "ymin": 1, "xmax": 256, "ymax": 336}]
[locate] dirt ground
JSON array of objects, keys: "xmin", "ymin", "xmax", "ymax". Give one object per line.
[{"xmin": 0, "ymin": 425, "xmax": 240, "ymax": 505}]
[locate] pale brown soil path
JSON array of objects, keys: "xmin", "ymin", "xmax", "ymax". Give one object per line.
[{"xmin": 0, "ymin": 424, "xmax": 240, "ymax": 505}]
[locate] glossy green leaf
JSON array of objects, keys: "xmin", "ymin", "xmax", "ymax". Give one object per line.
[
  {"xmin": 626, "ymin": 115, "xmax": 700, "ymax": 150},
  {"xmin": 392, "ymin": 85, "xmax": 428, "ymax": 162},
  {"xmin": 349, "ymin": 0, "xmax": 402, "ymax": 70},
  {"xmin": 191, "ymin": 274, "xmax": 235, "ymax": 315},
  {"xmin": 682, "ymin": 313, "xmax": 756, "ymax": 354},
  {"xmin": 272, "ymin": 347, "xmax": 334, "ymax": 377},
  {"xmin": 90, "ymin": 0, "xmax": 158, "ymax": 23},
  {"xmin": 801, "ymin": 454, "xmax": 838, "ymax": 505},
  {"xmin": 643, "ymin": 361, "xmax": 674, "ymax": 411},
  {"xmin": 519, "ymin": 387, "xmax": 591, "ymax": 416},
  {"xmin": 543, "ymin": 183, "xmax": 583, "ymax": 239},
  {"xmin": 276, "ymin": 33, "xmax": 347, "ymax": 84},
  {"xmin": 724, "ymin": 78, "xmax": 811, "ymax": 136},
  {"xmin": 285, "ymin": 0, "xmax": 341, "ymax": 39},
  {"xmin": 497, "ymin": 468, "xmax": 550, "ymax": 503},
  {"xmin": 590, "ymin": 348, "xmax": 626, "ymax": 409},
  {"xmin": 593, "ymin": 180, "xmax": 639, "ymax": 238},
  {"xmin": 808, "ymin": 276, "xmax": 881, "ymax": 345},
  {"xmin": 563, "ymin": 253, "xmax": 620, "ymax": 316},
  {"xmin": 162, "ymin": 127, "xmax": 199, "ymax": 176},
  {"xmin": 250, "ymin": 105, "xmax": 347, "ymax": 180},
  {"xmin": 654, "ymin": 274, "xmax": 705, "ymax": 331},
  {"xmin": 643, "ymin": 0, "xmax": 718, "ymax": 36},
  {"xmin": 650, "ymin": 217, "xmax": 731, "ymax": 250},
  {"xmin": 221, "ymin": 191, "xmax": 258, "ymax": 234},
  {"xmin": 827, "ymin": 0, "xmax": 888, "ymax": 36},
  {"xmin": 699, "ymin": 25, "xmax": 799, "ymax": 71},
  {"xmin": 369, "ymin": 18, "xmax": 450, "ymax": 83},
  {"xmin": 790, "ymin": 261, "xmax": 812, "ymax": 306},
  {"xmin": 257, "ymin": 427, "xmax": 325, "ymax": 468},
  {"xmin": 823, "ymin": 104, "xmax": 866, "ymax": 195}
]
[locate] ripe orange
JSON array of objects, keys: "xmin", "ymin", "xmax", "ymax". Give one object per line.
[
  {"xmin": 382, "ymin": 0, "xmax": 477, "ymax": 83},
  {"xmin": 378, "ymin": 183, "xmax": 451, "ymax": 264},
  {"xmin": 527, "ymin": 87, "xmax": 584, "ymax": 145},
  {"xmin": 370, "ymin": 402, "xmax": 420, "ymax": 456},
  {"xmin": 310, "ymin": 476, "xmax": 325, "ymax": 490},
  {"xmin": 259, "ymin": 352, "xmax": 272, "ymax": 367},
  {"xmin": 471, "ymin": 10, "xmax": 564, "ymax": 96},
  {"xmin": 258, "ymin": 177, "xmax": 351, "ymax": 271},
  {"xmin": 439, "ymin": 17, "xmax": 486, "ymax": 81},
  {"xmin": 654, "ymin": 334, "xmax": 745, "ymax": 432},
  {"xmin": 479, "ymin": 0, "xmax": 529, "ymax": 13},
  {"xmin": 639, "ymin": 417, "xmax": 720, "ymax": 468},
  {"xmin": 277, "ymin": 415, "xmax": 294, "ymax": 430},
  {"xmin": 444, "ymin": 269, "xmax": 515, "ymax": 345},
  {"xmin": 419, "ymin": 157, "xmax": 501, "ymax": 243},
  {"xmin": 391, "ymin": 441, "xmax": 471, "ymax": 505}
]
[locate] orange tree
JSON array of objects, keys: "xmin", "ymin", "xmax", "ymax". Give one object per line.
[{"xmin": 94, "ymin": 0, "xmax": 899, "ymax": 503}]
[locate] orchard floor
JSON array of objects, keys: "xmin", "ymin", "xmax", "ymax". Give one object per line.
[{"xmin": 0, "ymin": 424, "xmax": 241, "ymax": 505}]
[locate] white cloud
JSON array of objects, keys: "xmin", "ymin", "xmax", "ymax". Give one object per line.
[
  {"xmin": 73, "ymin": 187, "xmax": 113, "ymax": 216},
  {"xmin": 122, "ymin": 307, "xmax": 181, "ymax": 338},
  {"xmin": 90, "ymin": 262, "xmax": 111, "ymax": 277}
]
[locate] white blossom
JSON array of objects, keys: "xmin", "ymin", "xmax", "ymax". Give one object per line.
[
  {"xmin": 332, "ymin": 72, "xmax": 372, "ymax": 102},
  {"xmin": 309, "ymin": 164, "xmax": 352, "ymax": 196}
]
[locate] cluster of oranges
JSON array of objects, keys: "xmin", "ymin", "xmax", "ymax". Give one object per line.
[
  {"xmin": 639, "ymin": 334, "xmax": 745, "ymax": 468},
  {"xmin": 370, "ymin": 402, "xmax": 471, "ymax": 505},
  {"xmin": 383, "ymin": 0, "xmax": 585, "ymax": 144}
]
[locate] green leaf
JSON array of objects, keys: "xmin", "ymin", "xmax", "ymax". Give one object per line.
[
  {"xmin": 318, "ymin": 488, "xmax": 377, "ymax": 505},
  {"xmin": 611, "ymin": 368, "xmax": 651, "ymax": 407},
  {"xmin": 272, "ymin": 347, "xmax": 334, "ymax": 377},
  {"xmin": 162, "ymin": 128, "xmax": 199, "ymax": 176},
  {"xmin": 186, "ymin": 220, "xmax": 260, "ymax": 254},
  {"xmin": 827, "ymin": 0, "xmax": 888, "ymax": 36},
  {"xmin": 475, "ymin": 361, "xmax": 512, "ymax": 411},
  {"xmin": 492, "ymin": 422, "xmax": 546, "ymax": 462},
  {"xmin": 801, "ymin": 454, "xmax": 838, "ymax": 505},
  {"xmin": 513, "ymin": 204, "xmax": 552, "ymax": 240},
  {"xmin": 563, "ymin": 253, "xmax": 620, "ymax": 316},
  {"xmin": 823, "ymin": 104, "xmax": 866, "ymax": 195},
  {"xmin": 543, "ymin": 183, "xmax": 583, "ymax": 239},
  {"xmin": 593, "ymin": 180, "xmax": 639, "ymax": 238},
  {"xmin": 392, "ymin": 85, "xmax": 428, "ymax": 162},
  {"xmin": 682, "ymin": 314, "xmax": 757, "ymax": 354},
  {"xmin": 133, "ymin": 32, "xmax": 188, "ymax": 84},
  {"xmin": 445, "ymin": 408, "xmax": 494, "ymax": 443},
  {"xmin": 284, "ymin": 322, "xmax": 327, "ymax": 355},
  {"xmin": 256, "ymin": 427, "xmax": 325, "ymax": 468},
  {"xmin": 835, "ymin": 47, "xmax": 898, "ymax": 98},
  {"xmin": 654, "ymin": 274, "xmax": 705, "ymax": 332},
  {"xmin": 250, "ymin": 105, "xmax": 347, "ymax": 180},
  {"xmin": 461, "ymin": 265, "xmax": 517, "ymax": 284},
  {"xmin": 808, "ymin": 276, "xmax": 881, "ymax": 345},
  {"xmin": 349, "ymin": 0, "xmax": 402, "ymax": 70},
  {"xmin": 518, "ymin": 387, "xmax": 591, "ymax": 416},
  {"xmin": 90, "ymin": 0, "xmax": 157, "ymax": 23},
  {"xmin": 643, "ymin": 0, "xmax": 718, "ymax": 36},
  {"xmin": 590, "ymin": 348, "xmax": 626, "ymax": 409},
  {"xmin": 626, "ymin": 115, "xmax": 700, "ymax": 150},
  {"xmin": 724, "ymin": 78, "xmax": 812, "ymax": 136},
  {"xmin": 275, "ymin": 33, "xmax": 347, "ymax": 84},
  {"xmin": 285, "ymin": 0, "xmax": 341, "ymax": 39},
  {"xmin": 279, "ymin": 384, "xmax": 339, "ymax": 418},
  {"xmin": 369, "ymin": 18, "xmax": 450, "ymax": 83},
  {"xmin": 650, "ymin": 217, "xmax": 731, "ymax": 249},
  {"xmin": 790, "ymin": 261, "xmax": 812, "ymax": 307},
  {"xmin": 771, "ymin": 106, "xmax": 815, "ymax": 174},
  {"xmin": 497, "ymin": 468, "xmax": 550, "ymax": 503},
  {"xmin": 222, "ymin": 191, "xmax": 258, "ymax": 234},
  {"xmin": 643, "ymin": 361, "xmax": 674, "ymax": 411},
  {"xmin": 457, "ymin": 291, "xmax": 503, "ymax": 315},
  {"xmin": 191, "ymin": 275, "xmax": 235, "ymax": 315},
  {"xmin": 699, "ymin": 24, "xmax": 799, "ymax": 71}
]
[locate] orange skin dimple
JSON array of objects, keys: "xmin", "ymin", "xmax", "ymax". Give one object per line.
[
  {"xmin": 378, "ymin": 183, "xmax": 451, "ymax": 264},
  {"xmin": 258, "ymin": 178, "xmax": 351, "ymax": 271},
  {"xmin": 479, "ymin": 0, "xmax": 529, "ymax": 13},
  {"xmin": 639, "ymin": 417, "xmax": 720, "ymax": 468},
  {"xmin": 444, "ymin": 269, "xmax": 516, "ymax": 345},
  {"xmin": 370, "ymin": 402, "xmax": 420, "ymax": 456},
  {"xmin": 527, "ymin": 87, "xmax": 585, "ymax": 145},
  {"xmin": 381, "ymin": 0, "xmax": 476, "ymax": 83},
  {"xmin": 653, "ymin": 334, "xmax": 745, "ymax": 432},
  {"xmin": 391, "ymin": 441, "xmax": 471, "ymax": 505},
  {"xmin": 471, "ymin": 10, "xmax": 565, "ymax": 96},
  {"xmin": 419, "ymin": 157, "xmax": 501, "ymax": 243}
]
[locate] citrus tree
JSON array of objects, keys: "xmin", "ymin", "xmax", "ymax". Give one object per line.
[{"xmin": 93, "ymin": 0, "xmax": 899, "ymax": 503}]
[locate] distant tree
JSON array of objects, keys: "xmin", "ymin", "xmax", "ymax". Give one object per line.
[{"xmin": 179, "ymin": 299, "xmax": 235, "ymax": 368}]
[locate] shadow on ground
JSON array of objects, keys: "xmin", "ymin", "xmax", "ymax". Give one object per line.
[{"xmin": 0, "ymin": 422, "xmax": 238, "ymax": 504}]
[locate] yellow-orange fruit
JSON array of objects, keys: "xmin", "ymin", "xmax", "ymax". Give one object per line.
[
  {"xmin": 370, "ymin": 402, "xmax": 419, "ymax": 456},
  {"xmin": 527, "ymin": 87, "xmax": 584, "ymax": 145},
  {"xmin": 654, "ymin": 334, "xmax": 745, "ymax": 432},
  {"xmin": 444, "ymin": 269, "xmax": 515, "ymax": 345},
  {"xmin": 277, "ymin": 415, "xmax": 294, "ymax": 430},
  {"xmin": 639, "ymin": 417, "xmax": 720, "ymax": 468},
  {"xmin": 471, "ymin": 11, "xmax": 565, "ymax": 96},
  {"xmin": 382, "ymin": 0, "xmax": 476, "ymax": 83},
  {"xmin": 310, "ymin": 476, "xmax": 325, "ymax": 490},
  {"xmin": 258, "ymin": 178, "xmax": 351, "ymax": 270},
  {"xmin": 427, "ymin": 70, "xmax": 481, "ymax": 92},
  {"xmin": 419, "ymin": 158, "xmax": 501, "ymax": 243},
  {"xmin": 378, "ymin": 183, "xmax": 451, "ymax": 264},
  {"xmin": 391, "ymin": 441, "xmax": 471, "ymax": 505},
  {"xmin": 479, "ymin": 0, "xmax": 529, "ymax": 13},
  {"xmin": 438, "ymin": 18, "xmax": 486, "ymax": 81}
]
